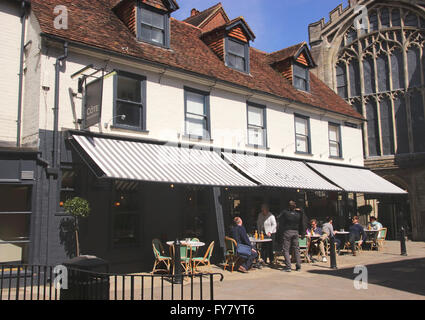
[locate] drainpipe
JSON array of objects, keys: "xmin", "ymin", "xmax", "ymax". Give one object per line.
[
  {"xmin": 52, "ymin": 41, "xmax": 68, "ymax": 170},
  {"xmin": 17, "ymin": 0, "xmax": 29, "ymax": 147}
]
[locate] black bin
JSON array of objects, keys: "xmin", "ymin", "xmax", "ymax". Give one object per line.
[{"xmin": 60, "ymin": 255, "xmax": 109, "ymax": 300}]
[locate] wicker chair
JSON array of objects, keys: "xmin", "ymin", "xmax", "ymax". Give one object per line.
[
  {"xmin": 192, "ymin": 241, "xmax": 214, "ymax": 272},
  {"xmin": 224, "ymin": 236, "xmax": 239, "ymax": 272},
  {"xmin": 376, "ymin": 228, "xmax": 388, "ymax": 251},
  {"xmin": 151, "ymin": 238, "xmax": 172, "ymax": 274}
]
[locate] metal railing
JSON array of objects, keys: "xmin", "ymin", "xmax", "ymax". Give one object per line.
[{"xmin": 0, "ymin": 264, "xmax": 224, "ymax": 301}]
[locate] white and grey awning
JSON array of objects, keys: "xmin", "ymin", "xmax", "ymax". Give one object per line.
[
  {"xmin": 307, "ymin": 162, "xmax": 407, "ymax": 195},
  {"xmin": 71, "ymin": 135, "xmax": 256, "ymax": 187},
  {"xmin": 222, "ymin": 152, "xmax": 342, "ymax": 191}
]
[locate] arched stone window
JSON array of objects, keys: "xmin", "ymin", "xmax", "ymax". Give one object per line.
[{"xmin": 335, "ymin": 5, "xmax": 425, "ymax": 156}]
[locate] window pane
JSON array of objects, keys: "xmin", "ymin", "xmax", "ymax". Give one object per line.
[
  {"xmin": 394, "ymin": 96, "xmax": 409, "ymax": 154},
  {"xmin": 380, "ymin": 98, "xmax": 395, "ymax": 155},
  {"xmin": 248, "ymin": 106, "xmax": 263, "ymax": 127},
  {"xmin": 113, "ymin": 213, "xmax": 138, "ymax": 246},
  {"xmin": 228, "ymin": 54, "xmax": 245, "ymax": 71},
  {"xmin": 248, "ymin": 127, "xmax": 264, "ymax": 146},
  {"xmin": 117, "ymin": 76, "xmax": 141, "ymax": 102},
  {"xmin": 293, "ymin": 64, "xmax": 307, "ymax": 79},
  {"xmin": 151, "ymin": 11, "xmax": 164, "ymax": 29},
  {"xmin": 296, "ymin": 135, "xmax": 308, "ymax": 153},
  {"xmin": 0, "ymin": 214, "xmax": 30, "ymax": 241},
  {"xmin": 392, "ymin": 9, "xmax": 401, "ymax": 27},
  {"xmin": 295, "ymin": 117, "xmax": 308, "ymax": 135},
  {"xmin": 228, "ymin": 39, "xmax": 245, "ymax": 57},
  {"xmin": 363, "ymin": 56, "xmax": 375, "ymax": 95},
  {"xmin": 407, "ymin": 46, "xmax": 421, "ymax": 88},
  {"xmin": 141, "ymin": 9, "xmax": 152, "ymax": 25},
  {"xmin": 366, "ymin": 100, "xmax": 380, "ymax": 156},
  {"xmin": 294, "ymin": 77, "xmax": 307, "ymax": 91},
  {"xmin": 329, "ymin": 125, "xmax": 338, "ymax": 141},
  {"xmin": 330, "ymin": 141, "xmax": 340, "ymax": 157},
  {"xmin": 186, "ymin": 116, "xmax": 206, "ymax": 137},
  {"xmin": 380, "ymin": 8, "xmax": 390, "ymax": 28},
  {"xmin": 405, "ymin": 13, "xmax": 418, "ymax": 27},
  {"xmin": 0, "ymin": 185, "xmax": 31, "ymax": 212},
  {"xmin": 151, "ymin": 28, "xmax": 164, "ymax": 44},
  {"xmin": 186, "ymin": 91, "xmax": 205, "ymax": 116},
  {"xmin": 369, "ymin": 12, "xmax": 378, "ymax": 31},
  {"xmin": 391, "ymin": 48, "xmax": 405, "ymax": 89},
  {"xmin": 116, "ymin": 101, "xmax": 142, "ymax": 127}
]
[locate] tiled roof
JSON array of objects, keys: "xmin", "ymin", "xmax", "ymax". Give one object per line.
[
  {"xmin": 30, "ymin": 0, "xmax": 363, "ymax": 120},
  {"xmin": 268, "ymin": 42, "xmax": 306, "ymax": 64},
  {"xmin": 184, "ymin": 2, "xmax": 225, "ymax": 27}
]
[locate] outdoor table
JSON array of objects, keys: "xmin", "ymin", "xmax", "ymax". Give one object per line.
[
  {"xmin": 166, "ymin": 241, "xmax": 205, "ymax": 275},
  {"xmin": 249, "ymin": 237, "xmax": 272, "ymax": 265}
]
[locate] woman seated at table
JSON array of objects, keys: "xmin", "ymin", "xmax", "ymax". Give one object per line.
[
  {"xmin": 231, "ymin": 217, "xmax": 258, "ymax": 273},
  {"xmin": 306, "ymin": 219, "xmax": 327, "ymax": 262}
]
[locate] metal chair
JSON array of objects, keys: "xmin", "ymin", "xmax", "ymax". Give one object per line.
[{"xmin": 151, "ymin": 238, "xmax": 172, "ymax": 274}]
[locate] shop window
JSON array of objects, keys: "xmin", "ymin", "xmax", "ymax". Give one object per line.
[
  {"xmin": 247, "ymin": 103, "xmax": 267, "ymax": 148},
  {"xmin": 0, "ymin": 185, "xmax": 31, "ymax": 263},
  {"xmin": 112, "ymin": 189, "xmax": 140, "ymax": 247},
  {"xmin": 59, "ymin": 169, "xmax": 76, "ymax": 210},
  {"xmin": 114, "ymin": 72, "xmax": 147, "ymax": 131}
]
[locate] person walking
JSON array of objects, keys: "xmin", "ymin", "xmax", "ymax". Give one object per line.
[
  {"xmin": 256, "ymin": 203, "xmax": 277, "ymax": 265},
  {"xmin": 278, "ymin": 200, "xmax": 308, "ymax": 272}
]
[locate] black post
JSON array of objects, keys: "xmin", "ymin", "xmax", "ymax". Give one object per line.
[
  {"xmin": 174, "ymin": 239, "xmax": 183, "ymax": 284},
  {"xmin": 400, "ymin": 227, "xmax": 407, "ymax": 256},
  {"xmin": 329, "ymin": 236, "xmax": 338, "ymax": 269}
]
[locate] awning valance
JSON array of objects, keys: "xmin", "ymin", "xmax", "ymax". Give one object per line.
[
  {"xmin": 307, "ymin": 162, "xmax": 407, "ymax": 195},
  {"xmin": 222, "ymin": 152, "xmax": 341, "ymax": 191},
  {"xmin": 71, "ymin": 135, "xmax": 256, "ymax": 187}
]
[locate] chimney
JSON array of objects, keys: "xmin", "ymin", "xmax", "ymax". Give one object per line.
[{"xmin": 191, "ymin": 8, "xmax": 199, "ymax": 16}]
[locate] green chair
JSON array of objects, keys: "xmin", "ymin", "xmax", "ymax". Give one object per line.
[
  {"xmin": 190, "ymin": 237, "xmax": 200, "ymax": 257},
  {"xmin": 192, "ymin": 241, "xmax": 214, "ymax": 272},
  {"xmin": 152, "ymin": 238, "xmax": 172, "ymax": 274},
  {"xmin": 377, "ymin": 228, "xmax": 388, "ymax": 251},
  {"xmin": 298, "ymin": 237, "xmax": 309, "ymax": 263}
]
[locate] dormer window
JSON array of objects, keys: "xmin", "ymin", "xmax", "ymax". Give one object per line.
[
  {"xmin": 137, "ymin": 4, "xmax": 170, "ymax": 47},
  {"xmin": 293, "ymin": 63, "xmax": 310, "ymax": 91},
  {"xmin": 225, "ymin": 37, "xmax": 249, "ymax": 73}
]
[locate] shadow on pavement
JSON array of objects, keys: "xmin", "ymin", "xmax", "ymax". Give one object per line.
[{"xmin": 307, "ymin": 257, "xmax": 425, "ymax": 296}]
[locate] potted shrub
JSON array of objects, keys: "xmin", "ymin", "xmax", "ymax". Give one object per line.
[
  {"xmin": 357, "ymin": 204, "xmax": 373, "ymax": 216},
  {"xmin": 63, "ymin": 197, "xmax": 90, "ymax": 256}
]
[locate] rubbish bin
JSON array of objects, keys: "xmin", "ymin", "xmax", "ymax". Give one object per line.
[{"xmin": 60, "ymin": 255, "xmax": 110, "ymax": 300}]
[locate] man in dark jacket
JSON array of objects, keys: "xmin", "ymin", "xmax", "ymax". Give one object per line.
[
  {"xmin": 231, "ymin": 217, "xmax": 258, "ymax": 273},
  {"xmin": 278, "ymin": 200, "xmax": 308, "ymax": 272},
  {"xmin": 349, "ymin": 216, "xmax": 367, "ymax": 256}
]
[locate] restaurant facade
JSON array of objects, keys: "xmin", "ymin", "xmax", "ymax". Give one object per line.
[{"xmin": 0, "ymin": 0, "xmax": 407, "ymax": 271}]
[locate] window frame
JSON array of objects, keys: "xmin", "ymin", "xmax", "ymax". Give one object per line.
[
  {"xmin": 293, "ymin": 62, "xmax": 310, "ymax": 92},
  {"xmin": 294, "ymin": 114, "xmax": 312, "ymax": 154},
  {"xmin": 184, "ymin": 87, "xmax": 211, "ymax": 140},
  {"xmin": 136, "ymin": 2, "xmax": 170, "ymax": 48},
  {"xmin": 225, "ymin": 37, "xmax": 250, "ymax": 74},
  {"xmin": 246, "ymin": 102, "xmax": 267, "ymax": 148},
  {"xmin": 113, "ymin": 71, "xmax": 147, "ymax": 132},
  {"xmin": 328, "ymin": 122, "xmax": 343, "ymax": 158}
]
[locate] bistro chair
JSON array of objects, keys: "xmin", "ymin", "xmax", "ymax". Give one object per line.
[
  {"xmin": 298, "ymin": 237, "xmax": 310, "ymax": 263},
  {"xmin": 190, "ymin": 237, "xmax": 200, "ymax": 257},
  {"xmin": 192, "ymin": 241, "xmax": 214, "ymax": 273},
  {"xmin": 376, "ymin": 228, "xmax": 388, "ymax": 251},
  {"xmin": 224, "ymin": 236, "xmax": 239, "ymax": 272},
  {"xmin": 151, "ymin": 238, "xmax": 172, "ymax": 274}
]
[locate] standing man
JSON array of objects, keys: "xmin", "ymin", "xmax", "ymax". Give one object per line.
[
  {"xmin": 279, "ymin": 200, "xmax": 308, "ymax": 272},
  {"xmin": 257, "ymin": 203, "xmax": 277, "ymax": 265}
]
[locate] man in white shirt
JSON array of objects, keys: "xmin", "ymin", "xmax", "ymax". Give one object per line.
[{"xmin": 257, "ymin": 203, "xmax": 277, "ymax": 265}]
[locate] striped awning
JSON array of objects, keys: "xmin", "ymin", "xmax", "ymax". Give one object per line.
[
  {"xmin": 71, "ymin": 135, "xmax": 256, "ymax": 187},
  {"xmin": 222, "ymin": 152, "xmax": 341, "ymax": 191},
  {"xmin": 307, "ymin": 162, "xmax": 407, "ymax": 195}
]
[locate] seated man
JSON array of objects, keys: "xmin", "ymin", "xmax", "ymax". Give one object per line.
[
  {"xmin": 349, "ymin": 216, "xmax": 367, "ymax": 256},
  {"xmin": 306, "ymin": 219, "xmax": 327, "ymax": 262},
  {"xmin": 368, "ymin": 216, "xmax": 383, "ymax": 230},
  {"xmin": 322, "ymin": 217, "xmax": 342, "ymax": 254},
  {"xmin": 231, "ymin": 217, "xmax": 258, "ymax": 273}
]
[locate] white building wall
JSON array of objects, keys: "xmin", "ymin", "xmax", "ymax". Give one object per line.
[
  {"xmin": 0, "ymin": 1, "xmax": 22, "ymax": 146},
  {"xmin": 36, "ymin": 45, "xmax": 365, "ymax": 167}
]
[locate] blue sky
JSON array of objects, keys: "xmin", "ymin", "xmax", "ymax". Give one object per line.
[{"xmin": 172, "ymin": 0, "xmax": 349, "ymax": 53}]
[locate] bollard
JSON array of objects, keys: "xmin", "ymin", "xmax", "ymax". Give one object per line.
[
  {"xmin": 400, "ymin": 227, "xmax": 407, "ymax": 256},
  {"xmin": 173, "ymin": 239, "xmax": 183, "ymax": 284},
  {"xmin": 329, "ymin": 236, "xmax": 338, "ymax": 269}
]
